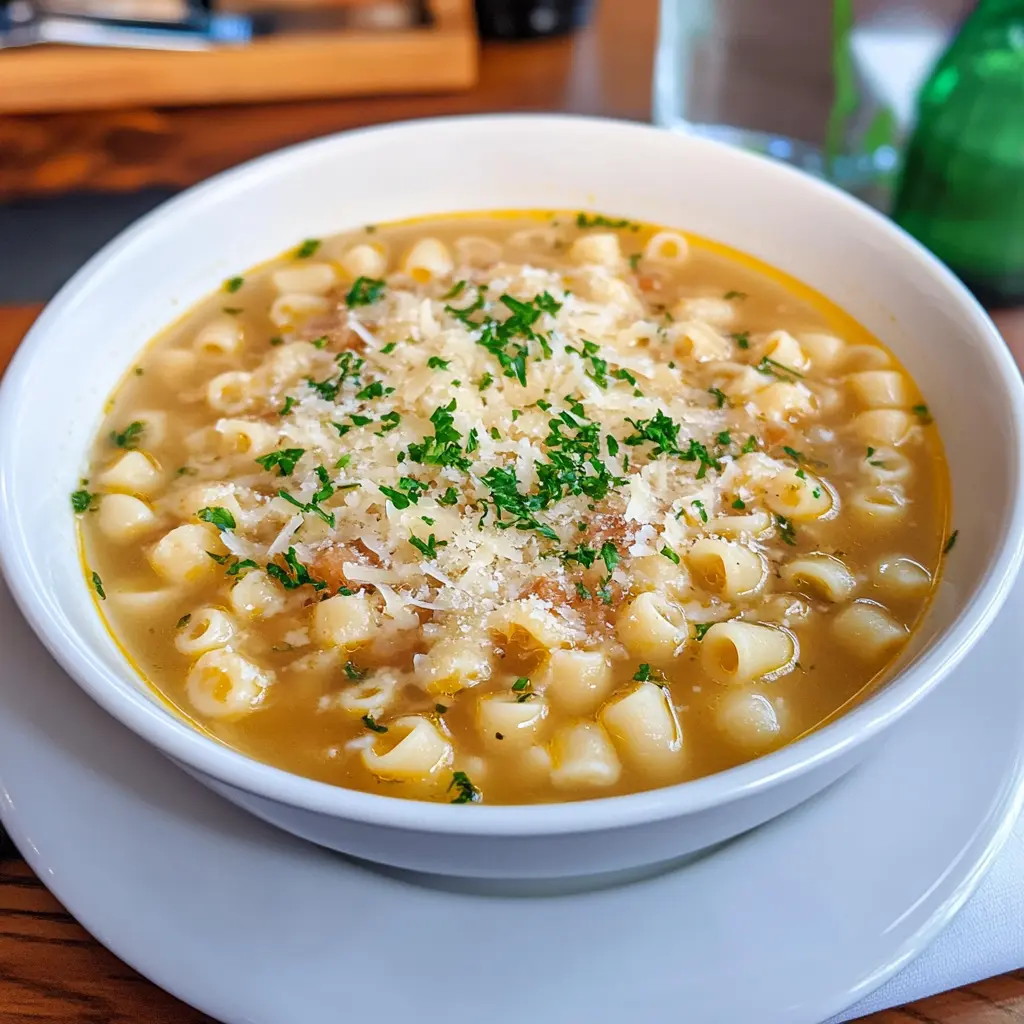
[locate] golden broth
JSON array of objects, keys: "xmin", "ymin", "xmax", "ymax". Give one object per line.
[{"xmin": 76, "ymin": 212, "xmax": 949, "ymax": 804}]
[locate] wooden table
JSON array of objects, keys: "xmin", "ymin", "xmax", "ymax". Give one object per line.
[{"xmin": 2, "ymin": 0, "xmax": 1024, "ymax": 1019}]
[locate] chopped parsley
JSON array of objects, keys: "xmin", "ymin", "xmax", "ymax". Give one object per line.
[
  {"xmin": 661, "ymin": 545, "xmax": 681, "ymax": 564},
  {"xmin": 406, "ymin": 400, "xmax": 472, "ymax": 472},
  {"xmin": 575, "ymin": 212, "xmax": 636, "ymax": 229},
  {"xmin": 512, "ymin": 676, "xmax": 534, "ymax": 703},
  {"xmin": 427, "ymin": 355, "xmax": 451, "ymax": 370},
  {"xmin": 197, "ymin": 506, "xmax": 236, "ymax": 531},
  {"xmin": 723, "ymin": 290, "xmax": 747, "ymax": 300},
  {"xmin": 741, "ymin": 435, "xmax": 759, "ymax": 454},
  {"xmin": 694, "ymin": 622, "xmax": 714, "ymax": 641},
  {"xmin": 562, "ymin": 543, "xmax": 597, "ymax": 568},
  {"xmin": 943, "ymin": 530, "xmax": 959, "ymax": 555},
  {"xmin": 376, "ymin": 411, "xmax": 402, "ymax": 435},
  {"xmin": 279, "ymin": 395, "xmax": 298, "ymax": 416},
  {"xmin": 278, "ymin": 466, "xmax": 335, "ymax": 526},
  {"xmin": 756, "ymin": 356, "xmax": 804, "ymax": 380},
  {"xmin": 783, "ymin": 446, "xmax": 805, "ymax": 463},
  {"xmin": 628, "ymin": 253, "xmax": 642, "ymax": 271},
  {"xmin": 575, "ymin": 581, "xmax": 593, "ymax": 600},
  {"xmin": 225, "ymin": 558, "xmax": 258, "ymax": 577},
  {"xmin": 774, "ymin": 514, "xmax": 797, "ymax": 545},
  {"xmin": 731, "ymin": 497, "xmax": 746, "ymax": 510},
  {"xmin": 438, "ymin": 486, "xmax": 459, "ymax": 507},
  {"xmin": 691, "ymin": 499, "xmax": 708, "ymax": 523},
  {"xmin": 477, "ymin": 371, "xmax": 495, "ymax": 391},
  {"xmin": 176, "ymin": 613, "xmax": 191, "ymax": 629},
  {"xmin": 344, "ymin": 660, "xmax": 367, "ymax": 681},
  {"xmin": 91, "ymin": 571, "xmax": 105, "ymax": 600},
  {"xmin": 310, "ymin": 336, "xmax": 328, "ymax": 349},
  {"xmin": 362, "ymin": 714, "xmax": 388, "ymax": 733},
  {"xmin": 355, "ymin": 380, "xmax": 387, "ymax": 401},
  {"xmin": 295, "ymin": 238, "xmax": 321, "ymax": 259},
  {"xmin": 71, "ymin": 489, "xmax": 95, "ymax": 513},
  {"xmin": 732, "ymin": 331, "xmax": 750, "ymax": 349},
  {"xmin": 449, "ymin": 770, "xmax": 481, "ymax": 804},
  {"xmin": 110, "ymin": 421, "xmax": 144, "ymax": 449},
  {"xmin": 866, "ymin": 446, "xmax": 876, "ymax": 458},
  {"xmin": 445, "ymin": 287, "xmax": 487, "ymax": 326},
  {"xmin": 472, "ymin": 292, "xmax": 562, "ymax": 386},
  {"xmin": 222, "ymin": 307, "xmax": 243, "ymax": 316},
  {"xmin": 912, "ymin": 404, "xmax": 933, "ymax": 424},
  {"xmin": 380, "ymin": 341, "xmax": 398, "ymax": 354},
  {"xmin": 307, "ymin": 375, "xmax": 340, "ymax": 402},
  {"xmin": 599, "ymin": 541, "xmax": 620, "ymax": 574},
  {"xmin": 409, "ymin": 533, "xmax": 447, "ymax": 559},
  {"xmin": 632, "ymin": 663, "xmax": 664, "ymax": 682},
  {"xmin": 623, "ymin": 409, "xmax": 680, "ymax": 457},
  {"xmin": 709, "ymin": 387, "xmax": 728, "ymax": 409},
  {"xmin": 224, "ymin": 276, "xmax": 244, "ymax": 293},
  {"xmin": 266, "ymin": 547, "xmax": 326, "ymax": 591},
  {"xmin": 435, "ymin": 703, "xmax": 448, "ymax": 714},
  {"xmin": 480, "ymin": 466, "xmax": 558, "ymax": 541},
  {"xmin": 255, "ymin": 447, "xmax": 305, "ymax": 476},
  {"xmin": 345, "ymin": 277, "xmax": 386, "ymax": 307},
  {"xmin": 716, "ymin": 430, "xmax": 732, "ymax": 445},
  {"xmin": 566, "ymin": 339, "xmax": 609, "ymax": 388}
]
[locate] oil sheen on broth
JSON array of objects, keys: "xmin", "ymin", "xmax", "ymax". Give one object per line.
[{"xmin": 76, "ymin": 212, "xmax": 949, "ymax": 805}]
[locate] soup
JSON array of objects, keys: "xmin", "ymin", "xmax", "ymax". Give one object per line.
[{"xmin": 75, "ymin": 212, "xmax": 949, "ymax": 805}]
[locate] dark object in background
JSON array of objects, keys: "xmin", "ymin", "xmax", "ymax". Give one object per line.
[
  {"xmin": 474, "ymin": 0, "xmax": 593, "ymax": 40},
  {"xmin": 0, "ymin": 823, "xmax": 12, "ymax": 860},
  {"xmin": 893, "ymin": 0, "xmax": 1024, "ymax": 309}
]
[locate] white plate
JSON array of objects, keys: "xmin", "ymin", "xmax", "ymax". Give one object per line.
[{"xmin": 2, "ymin": 574, "xmax": 1023, "ymax": 1024}]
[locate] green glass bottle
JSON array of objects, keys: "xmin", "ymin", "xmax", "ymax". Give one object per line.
[{"xmin": 892, "ymin": 0, "xmax": 1024, "ymax": 307}]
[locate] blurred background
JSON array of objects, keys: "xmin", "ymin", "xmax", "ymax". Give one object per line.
[{"xmin": 1, "ymin": 0, "xmax": 1021, "ymax": 308}]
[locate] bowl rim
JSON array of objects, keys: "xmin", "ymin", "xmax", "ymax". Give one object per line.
[{"xmin": 2, "ymin": 112, "xmax": 1023, "ymax": 836}]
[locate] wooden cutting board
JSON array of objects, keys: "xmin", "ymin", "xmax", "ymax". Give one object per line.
[{"xmin": 0, "ymin": 0, "xmax": 477, "ymax": 113}]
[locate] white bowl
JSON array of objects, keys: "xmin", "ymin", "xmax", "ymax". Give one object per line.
[{"xmin": 2, "ymin": 115, "xmax": 1023, "ymax": 881}]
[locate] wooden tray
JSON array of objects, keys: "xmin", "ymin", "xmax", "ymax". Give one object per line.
[{"xmin": 0, "ymin": 0, "xmax": 477, "ymax": 113}]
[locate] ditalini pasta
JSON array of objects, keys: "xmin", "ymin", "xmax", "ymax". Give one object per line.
[{"xmin": 74, "ymin": 212, "xmax": 950, "ymax": 804}]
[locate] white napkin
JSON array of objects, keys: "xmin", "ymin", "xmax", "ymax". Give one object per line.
[{"xmin": 835, "ymin": 819, "xmax": 1024, "ymax": 1020}]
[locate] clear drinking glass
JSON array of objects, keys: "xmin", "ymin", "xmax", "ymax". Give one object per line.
[{"xmin": 652, "ymin": 0, "xmax": 972, "ymax": 206}]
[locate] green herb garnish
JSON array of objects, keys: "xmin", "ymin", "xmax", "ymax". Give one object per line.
[
  {"xmin": 775, "ymin": 514, "xmax": 797, "ymax": 545},
  {"xmin": 110, "ymin": 421, "xmax": 144, "ymax": 449},
  {"xmin": 71, "ymin": 489, "xmax": 95, "ymax": 513},
  {"xmin": 266, "ymin": 546, "xmax": 326, "ymax": 591},
  {"xmin": 197, "ymin": 506, "xmax": 236, "ymax": 531},
  {"xmin": 345, "ymin": 277, "xmax": 386, "ymax": 307},
  {"xmin": 409, "ymin": 533, "xmax": 447, "ymax": 559},
  {"xmin": 255, "ymin": 448, "xmax": 306, "ymax": 477},
  {"xmin": 449, "ymin": 770, "xmax": 480, "ymax": 804}
]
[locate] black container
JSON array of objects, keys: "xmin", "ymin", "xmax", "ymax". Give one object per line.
[{"xmin": 474, "ymin": 0, "xmax": 595, "ymax": 40}]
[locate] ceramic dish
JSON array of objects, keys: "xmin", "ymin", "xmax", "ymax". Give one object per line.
[
  {"xmin": 2, "ymin": 574, "xmax": 1024, "ymax": 1024},
  {"xmin": 1, "ymin": 114, "xmax": 1022, "ymax": 879}
]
